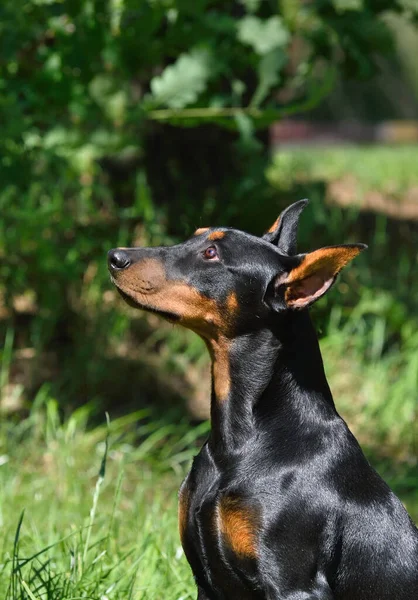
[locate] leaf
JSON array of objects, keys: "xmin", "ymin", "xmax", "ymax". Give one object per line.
[
  {"xmin": 398, "ymin": 0, "xmax": 418, "ymax": 14},
  {"xmin": 32, "ymin": 0, "xmax": 62, "ymax": 4},
  {"xmin": 106, "ymin": 90, "xmax": 127, "ymax": 123},
  {"xmin": 69, "ymin": 144, "xmax": 97, "ymax": 173},
  {"xmin": 149, "ymin": 49, "xmax": 212, "ymax": 109},
  {"xmin": 234, "ymin": 111, "xmax": 253, "ymax": 143},
  {"xmin": 238, "ymin": 0, "xmax": 261, "ymax": 13},
  {"xmin": 42, "ymin": 127, "xmax": 79, "ymax": 149},
  {"xmin": 44, "ymin": 52, "xmax": 62, "ymax": 74},
  {"xmin": 251, "ymin": 48, "xmax": 287, "ymax": 107},
  {"xmin": 89, "ymin": 75, "xmax": 127, "ymax": 123},
  {"xmin": 233, "ymin": 111, "xmax": 262, "ymax": 152},
  {"xmin": 237, "ymin": 15, "xmax": 289, "ymax": 55},
  {"xmin": 333, "ymin": 0, "xmax": 363, "ymax": 11},
  {"xmin": 231, "ymin": 79, "xmax": 246, "ymax": 99},
  {"xmin": 48, "ymin": 15, "xmax": 76, "ymax": 35},
  {"xmin": 89, "ymin": 75, "xmax": 114, "ymax": 106}
]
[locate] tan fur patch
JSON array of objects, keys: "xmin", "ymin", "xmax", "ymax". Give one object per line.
[
  {"xmin": 226, "ymin": 292, "xmax": 239, "ymax": 313},
  {"xmin": 208, "ymin": 338, "xmax": 231, "ymax": 402},
  {"xmin": 285, "ymin": 246, "xmax": 363, "ymax": 285},
  {"xmin": 218, "ymin": 497, "xmax": 258, "ymax": 558},
  {"xmin": 267, "ymin": 215, "xmax": 281, "ymax": 234},
  {"xmin": 280, "ymin": 246, "xmax": 363, "ymax": 307},
  {"xmin": 113, "ymin": 255, "xmax": 239, "ymax": 402},
  {"xmin": 208, "ymin": 230, "xmax": 225, "ymax": 241},
  {"xmin": 194, "ymin": 227, "xmax": 209, "ymax": 236},
  {"xmin": 113, "ymin": 258, "xmax": 224, "ymax": 335},
  {"xmin": 115, "ymin": 258, "xmax": 166, "ymax": 293},
  {"xmin": 178, "ymin": 485, "xmax": 189, "ymax": 546}
]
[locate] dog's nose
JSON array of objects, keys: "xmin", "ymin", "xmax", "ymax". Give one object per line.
[{"xmin": 108, "ymin": 249, "xmax": 131, "ymax": 270}]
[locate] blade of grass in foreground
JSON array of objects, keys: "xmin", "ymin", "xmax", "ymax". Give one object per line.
[{"xmin": 1, "ymin": 402, "xmax": 196, "ymax": 599}]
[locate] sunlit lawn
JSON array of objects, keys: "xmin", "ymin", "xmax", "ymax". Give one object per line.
[{"xmin": 0, "ymin": 404, "xmax": 204, "ymax": 600}]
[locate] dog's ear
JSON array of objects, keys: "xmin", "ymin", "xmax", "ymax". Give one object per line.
[
  {"xmin": 263, "ymin": 199, "xmax": 309, "ymax": 255},
  {"xmin": 265, "ymin": 244, "xmax": 367, "ymax": 311}
]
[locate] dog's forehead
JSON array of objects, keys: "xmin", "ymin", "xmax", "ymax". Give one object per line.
[
  {"xmin": 189, "ymin": 227, "xmax": 281, "ymax": 264},
  {"xmin": 190, "ymin": 227, "xmax": 274, "ymax": 250}
]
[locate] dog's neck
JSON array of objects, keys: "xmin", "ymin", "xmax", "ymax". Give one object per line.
[{"xmin": 207, "ymin": 310, "xmax": 337, "ymax": 455}]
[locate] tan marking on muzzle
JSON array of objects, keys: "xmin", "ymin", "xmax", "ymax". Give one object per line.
[
  {"xmin": 113, "ymin": 256, "xmax": 238, "ymax": 402},
  {"xmin": 113, "ymin": 258, "xmax": 166, "ymax": 294},
  {"xmin": 113, "ymin": 257, "xmax": 224, "ymax": 335}
]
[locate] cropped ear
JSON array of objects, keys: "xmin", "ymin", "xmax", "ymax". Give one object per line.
[
  {"xmin": 263, "ymin": 199, "xmax": 309, "ymax": 255},
  {"xmin": 266, "ymin": 244, "xmax": 367, "ymax": 311}
]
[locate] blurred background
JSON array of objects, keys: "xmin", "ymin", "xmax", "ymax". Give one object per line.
[{"xmin": 0, "ymin": 1, "xmax": 417, "ymax": 598}]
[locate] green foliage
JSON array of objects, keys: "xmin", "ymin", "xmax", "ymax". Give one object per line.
[
  {"xmin": 149, "ymin": 50, "xmax": 213, "ymax": 109},
  {"xmin": 1, "ymin": 2, "xmax": 416, "ymax": 348},
  {"xmin": 333, "ymin": 0, "xmax": 364, "ymax": 10},
  {"xmin": 323, "ymin": 298, "xmax": 418, "ymax": 449},
  {"xmin": 251, "ymin": 49, "xmax": 287, "ymax": 108},
  {"xmin": 237, "ymin": 15, "xmax": 289, "ymax": 55}
]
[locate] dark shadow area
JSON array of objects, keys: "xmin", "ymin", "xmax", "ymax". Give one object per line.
[{"xmin": 364, "ymin": 448, "xmax": 418, "ymax": 522}]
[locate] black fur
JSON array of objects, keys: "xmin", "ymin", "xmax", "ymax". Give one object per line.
[{"xmin": 108, "ymin": 202, "xmax": 418, "ymax": 599}]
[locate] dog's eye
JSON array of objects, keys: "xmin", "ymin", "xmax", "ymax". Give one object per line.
[{"xmin": 203, "ymin": 246, "xmax": 218, "ymax": 260}]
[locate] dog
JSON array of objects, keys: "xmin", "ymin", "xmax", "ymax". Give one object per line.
[{"xmin": 108, "ymin": 199, "xmax": 418, "ymax": 599}]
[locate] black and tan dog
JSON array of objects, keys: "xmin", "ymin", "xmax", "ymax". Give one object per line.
[{"xmin": 108, "ymin": 200, "xmax": 418, "ymax": 599}]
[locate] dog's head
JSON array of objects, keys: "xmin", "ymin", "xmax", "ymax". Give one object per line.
[{"xmin": 108, "ymin": 200, "xmax": 366, "ymax": 340}]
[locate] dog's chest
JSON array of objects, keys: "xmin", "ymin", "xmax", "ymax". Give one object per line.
[{"xmin": 179, "ymin": 446, "xmax": 262, "ymax": 598}]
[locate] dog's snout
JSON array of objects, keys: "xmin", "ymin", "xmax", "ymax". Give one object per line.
[{"xmin": 108, "ymin": 249, "xmax": 131, "ymax": 271}]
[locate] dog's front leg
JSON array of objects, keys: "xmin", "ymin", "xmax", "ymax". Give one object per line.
[
  {"xmin": 265, "ymin": 580, "xmax": 335, "ymax": 600},
  {"xmin": 267, "ymin": 592, "xmax": 334, "ymax": 600},
  {"xmin": 196, "ymin": 585, "xmax": 212, "ymax": 600}
]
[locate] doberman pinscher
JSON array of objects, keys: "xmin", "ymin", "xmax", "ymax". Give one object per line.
[{"xmin": 108, "ymin": 200, "xmax": 418, "ymax": 599}]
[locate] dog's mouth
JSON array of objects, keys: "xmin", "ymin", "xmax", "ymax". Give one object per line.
[{"xmin": 115, "ymin": 287, "xmax": 180, "ymax": 323}]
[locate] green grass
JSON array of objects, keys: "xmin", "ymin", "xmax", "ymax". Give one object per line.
[
  {"xmin": 0, "ymin": 317, "xmax": 417, "ymax": 599},
  {"xmin": 267, "ymin": 144, "xmax": 418, "ymax": 196},
  {"xmin": 321, "ymin": 305, "xmax": 418, "ymax": 521},
  {"xmin": 0, "ymin": 398, "xmax": 208, "ymax": 599}
]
